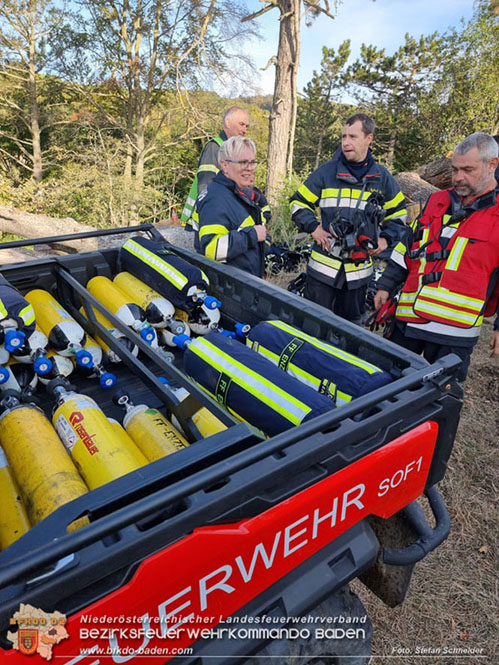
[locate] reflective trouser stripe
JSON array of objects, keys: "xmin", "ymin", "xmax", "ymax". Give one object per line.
[
  {"xmin": 344, "ymin": 264, "xmax": 372, "ymax": 282},
  {"xmin": 0, "ymin": 300, "xmax": 8, "ymax": 318},
  {"xmin": 189, "ymin": 338, "xmax": 313, "ymax": 425},
  {"xmin": 308, "ymin": 257, "xmax": 340, "ymax": 280},
  {"xmin": 123, "ymin": 239, "xmax": 188, "ymax": 290}
]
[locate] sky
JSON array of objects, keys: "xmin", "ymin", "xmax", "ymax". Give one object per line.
[{"xmin": 243, "ymin": 0, "xmax": 476, "ymax": 96}]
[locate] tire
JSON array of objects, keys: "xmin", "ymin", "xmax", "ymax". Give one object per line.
[{"xmin": 242, "ymin": 585, "xmax": 371, "ymax": 665}]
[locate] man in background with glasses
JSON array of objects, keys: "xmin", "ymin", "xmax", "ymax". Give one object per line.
[{"xmin": 193, "ymin": 136, "xmax": 270, "ymax": 277}]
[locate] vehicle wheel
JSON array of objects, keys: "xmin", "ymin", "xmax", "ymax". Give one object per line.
[{"xmin": 242, "ymin": 585, "xmax": 371, "ymax": 665}]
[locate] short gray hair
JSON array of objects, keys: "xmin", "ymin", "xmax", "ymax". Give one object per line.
[
  {"xmin": 223, "ymin": 106, "xmax": 248, "ymax": 126},
  {"xmin": 219, "ymin": 136, "xmax": 256, "ymax": 162},
  {"xmin": 454, "ymin": 132, "xmax": 499, "ymax": 162}
]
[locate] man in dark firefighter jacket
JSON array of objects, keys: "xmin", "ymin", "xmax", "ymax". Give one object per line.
[
  {"xmin": 181, "ymin": 107, "xmax": 250, "ymax": 229},
  {"xmin": 374, "ymin": 132, "xmax": 499, "ymax": 381},
  {"xmin": 193, "ymin": 136, "xmax": 270, "ymax": 277},
  {"xmin": 290, "ymin": 113, "xmax": 407, "ymax": 324}
]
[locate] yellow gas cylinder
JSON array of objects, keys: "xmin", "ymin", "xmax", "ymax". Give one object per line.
[
  {"xmin": 0, "ymin": 446, "xmax": 30, "ymax": 549},
  {"xmin": 0, "ymin": 394, "xmax": 88, "ymax": 525},
  {"xmin": 51, "ymin": 380, "xmax": 147, "ymax": 489},
  {"xmin": 113, "ymin": 273, "xmax": 175, "ymax": 328},
  {"xmin": 86, "ymin": 277, "xmax": 156, "ymax": 344},
  {"xmin": 25, "ymin": 290, "xmax": 93, "ymax": 367},
  {"xmin": 114, "ymin": 391, "xmax": 189, "ymax": 461},
  {"xmin": 79, "ymin": 306, "xmax": 139, "ymax": 363},
  {"xmin": 164, "ymin": 382, "xmax": 227, "ymax": 439}
]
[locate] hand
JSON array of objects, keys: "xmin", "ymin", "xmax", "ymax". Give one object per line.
[
  {"xmin": 368, "ymin": 237, "xmax": 389, "ymax": 256},
  {"xmin": 374, "ymin": 289, "xmax": 390, "ymax": 311},
  {"xmin": 311, "ymin": 226, "xmax": 332, "ymax": 251},
  {"xmin": 489, "ymin": 330, "xmax": 499, "ymax": 358},
  {"xmin": 254, "ymin": 225, "xmax": 268, "ymax": 242}
]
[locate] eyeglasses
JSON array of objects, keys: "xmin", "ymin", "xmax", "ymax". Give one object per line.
[{"xmin": 224, "ymin": 159, "xmax": 260, "ymax": 168}]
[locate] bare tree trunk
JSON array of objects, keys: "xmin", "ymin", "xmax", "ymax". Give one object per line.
[
  {"xmin": 265, "ymin": 0, "xmax": 300, "ymax": 204},
  {"xmin": 285, "ymin": 1, "xmax": 300, "ymax": 176},
  {"xmin": 28, "ymin": 6, "xmax": 42, "ymax": 183}
]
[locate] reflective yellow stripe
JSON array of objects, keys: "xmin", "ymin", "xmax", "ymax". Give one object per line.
[
  {"xmin": 297, "ymin": 184, "xmax": 319, "ymax": 204},
  {"xmin": 396, "ymin": 305, "xmax": 421, "ymax": 319},
  {"xmin": 123, "ymin": 239, "xmax": 187, "ymax": 290},
  {"xmin": 310, "ymin": 250, "xmax": 341, "ymax": 269},
  {"xmin": 290, "ymin": 201, "xmax": 315, "ymax": 215},
  {"xmin": 205, "ymin": 235, "xmax": 229, "ymax": 262},
  {"xmin": 199, "ymin": 224, "xmax": 229, "ymax": 239},
  {"xmin": 320, "ymin": 188, "xmax": 340, "ymax": 198},
  {"xmin": 419, "ymin": 286, "xmax": 482, "ymax": 310},
  {"xmin": 344, "ymin": 258, "xmax": 371, "ymax": 272},
  {"xmin": 445, "ymin": 237, "xmax": 468, "ymax": 271},
  {"xmin": 268, "ymin": 321, "xmax": 383, "ymax": 374},
  {"xmin": 0, "ymin": 300, "xmax": 8, "ymax": 318},
  {"xmin": 384, "ymin": 190, "xmax": 404, "ymax": 210},
  {"xmin": 384, "ymin": 207, "xmax": 407, "ymax": 221},
  {"xmin": 20, "ymin": 305, "xmax": 35, "ymax": 326},
  {"xmin": 415, "ymin": 301, "xmax": 480, "ymax": 325},
  {"xmin": 198, "ymin": 164, "xmax": 219, "ymax": 174},
  {"xmin": 191, "ymin": 339, "xmax": 312, "ymax": 425},
  {"xmin": 239, "ymin": 216, "xmax": 255, "ymax": 230},
  {"xmin": 251, "ymin": 343, "xmax": 320, "ymax": 388}
]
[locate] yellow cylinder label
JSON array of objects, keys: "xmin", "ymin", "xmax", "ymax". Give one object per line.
[
  {"xmin": 53, "ymin": 397, "xmax": 147, "ymax": 489},
  {"xmin": 125, "ymin": 408, "xmax": 189, "ymax": 462}
]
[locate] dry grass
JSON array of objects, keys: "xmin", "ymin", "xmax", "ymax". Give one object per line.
[
  {"xmin": 267, "ymin": 269, "xmax": 498, "ymax": 665},
  {"xmin": 352, "ymin": 318, "xmax": 499, "ymax": 665}
]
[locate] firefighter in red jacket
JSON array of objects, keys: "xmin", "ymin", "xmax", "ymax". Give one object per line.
[{"xmin": 374, "ymin": 132, "xmax": 499, "ymax": 381}]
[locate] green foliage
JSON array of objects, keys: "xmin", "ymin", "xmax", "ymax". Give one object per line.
[
  {"xmin": 268, "ymin": 172, "xmax": 309, "ymax": 246},
  {"xmin": 294, "ymin": 42, "xmax": 351, "ymax": 173},
  {"xmin": 348, "ymin": 32, "xmax": 445, "ymax": 171}
]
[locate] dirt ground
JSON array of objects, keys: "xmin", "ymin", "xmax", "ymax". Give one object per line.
[
  {"xmin": 269, "ymin": 266, "xmax": 498, "ymax": 665},
  {"xmin": 354, "ymin": 316, "xmax": 498, "ymax": 665}
]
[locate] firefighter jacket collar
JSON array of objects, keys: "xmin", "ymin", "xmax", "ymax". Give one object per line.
[
  {"xmin": 338, "ymin": 148, "xmax": 375, "ymax": 182},
  {"xmin": 335, "ymin": 152, "xmax": 382, "ymax": 185},
  {"xmin": 215, "ymin": 172, "xmax": 264, "ymax": 215}
]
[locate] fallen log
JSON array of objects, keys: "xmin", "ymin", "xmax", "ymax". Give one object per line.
[
  {"xmin": 416, "ymin": 156, "xmax": 453, "ymax": 190},
  {"xmin": 0, "ymin": 206, "xmax": 99, "ymax": 253},
  {"xmin": 394, "ymin": 171, "xmax": 440, "ymax": 221}
]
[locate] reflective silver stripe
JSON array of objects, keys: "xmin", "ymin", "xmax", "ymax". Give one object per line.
[
  {"xmin": 319, "ymin": 198, "xmax": 368, "ymax": 209},
  {"xmin": 308, "ymin": 257, "xmax": 340, "ymax": 280},
  {"xmin": 345, "ymin": 265, "xmax": 372, "ymax": 282},
  {"xmin": 391, "ymin": 251, "xmax": 406, "ymax": 268},
  {"xmin": 290, "ymin": 201, "xmax": 314, "ymax": 216},
  {"xmin": 445, "ymin": 237, "xmax": 468, "ymax": 271},
  {"xmin": 415, "ymin": 300, "xmax": 478, "ymax": 324},
  {"xmin": 406, "ymin": 320, "xmax": 481, "ymax": 338},
  {"xmin": 215, "ymin": 235, "xmax": 229, "ymax": 261}
]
